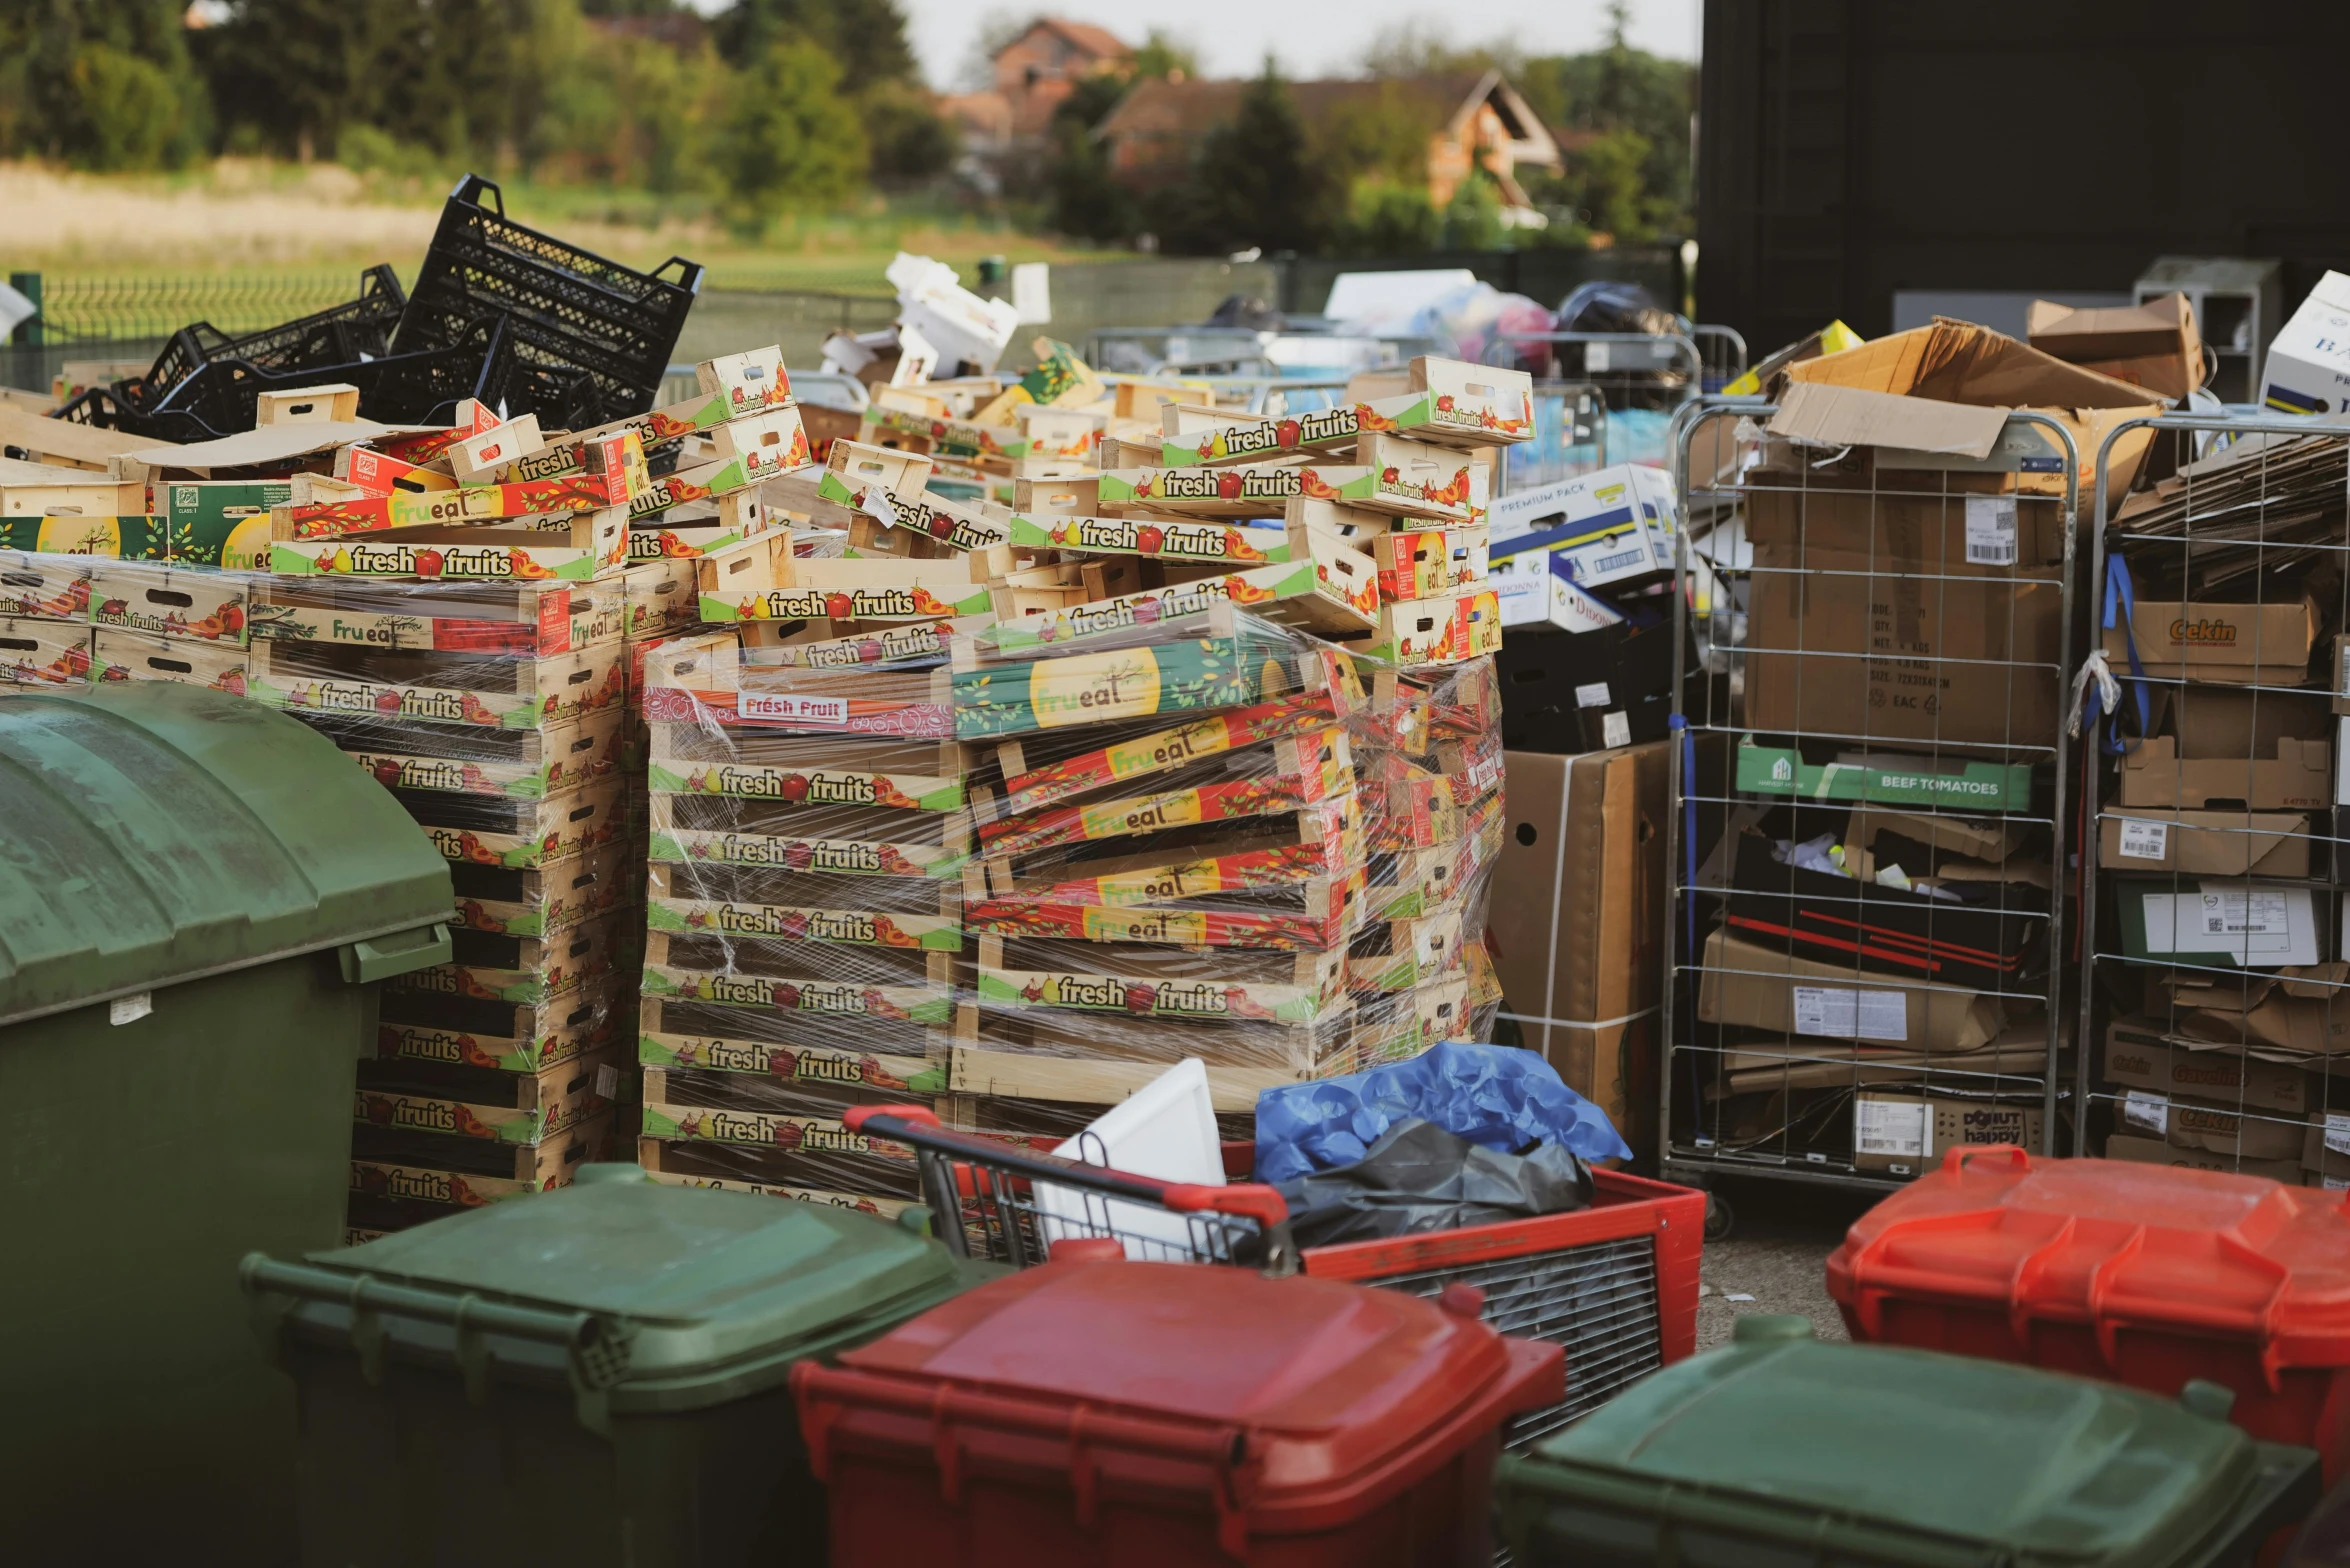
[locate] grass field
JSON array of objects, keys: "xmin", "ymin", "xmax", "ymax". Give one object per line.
[{"xmin": 0, "ymin": 159, "xmax": 1122, "ymax": 294}]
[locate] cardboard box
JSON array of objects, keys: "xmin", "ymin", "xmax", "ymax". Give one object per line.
[
  {"xmin": 88, "ymin": 626, "xmax": 246, "ymax": 690},
  {"xmin": 1368, "ymin": 526, "xmax": 1488, "ymax": 603},
  {"xmin": 2260, "ymin": 270, "xmax": 2350, "ymax": 417},
  {"xmin": 2100, "ymin": 1132, "xmax": 2299, "ymax": 1183},
  {"xmin": 2115, "ymin": 735, "xmax": 2331, "ymax": 811},
  {"xmin": 1486, "ymin": 463, "xmax": 1677, "ymax": 571},
  {"xmin": 695, "ymin": 345, "xmax": 791, "ymax": 416},
  {"xmin": 267, "ymin": 510, "xmax": 630, "ymax": 583},
  {"xmin": 1408, "ymin": 356, "xmax": 1537, "ymax": 445},
  {"xmin": 2304, "ymin": 1111, "xmax": 2350, "ymax": 1175},
  {"xmin": 0, "ymin": 616, "xmax": 91, "ymax": 684},
  {"xmin": 2166, "ymin": 685, "xmax": 2332, "ymax": 759},
  {"xmin": 2098, "ymin": 807, "xmax": 2311, "ymax": 877},
  {"xmin": 2026, "ymin": 294, "xmax": 2204, "ymax": 401},
  {"xmin": 1350, "ymin": 591, "xmax": 1501, "ymax": 666},
  {"xmin": 2101, "ymin": 595, "xmax": 2318, "ymax": 686},
  {"xmin": 1697, "ymin": 928, "xmax": 2006, "ymax": 1054},
  {"xmin": 1488, "ymin": 743, "xmax": 1671, "ymax": 1156},
  {"xmin": 255, "ymin": 383, "xmax": 359, "ymax": 425},
  {"xmin": 1853, "ymin": 1092, "xmax": 2044, "ymax": 1174},
  {"xmin": 2162, "ymin": 966, "xmax": 2350, "ymax": 1057},
  {"xmin": 2113, "ymin": 877, "xmax": 2322, "ymax": 969},
  {"xmin": 1776, "ymin": 319, "xmax": 2166, "ymax": 500},
  {"xmin": 2158, "ymin": 1093, "xmax": 2304, "ymax": 1161},
  {"xmin": 1495, "ymin": 616, "xmax": 1677, "ymax": 753},
  {"xmin": 449, "ymin": 414, "xmax": 545, "ymax": 485},
  {"xmin": 2102, "ymin": 1016, "xmax": 2309, "ymax": 1116},
  {"xmin": 1744, "ymin": 488, "xmax": 2063, "ymax": 748},
  {"xmin": 0, "ymin": 549, "xmax": 92, "ymax": 620},
  {"xmin": 1736, "ymin": 741, "xmax": 2037, "ymax": 812}
]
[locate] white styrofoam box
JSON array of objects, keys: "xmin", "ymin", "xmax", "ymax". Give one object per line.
[{"xmin": 2262, "ymin": 270, "xmax": 2350, "ymax": 416}]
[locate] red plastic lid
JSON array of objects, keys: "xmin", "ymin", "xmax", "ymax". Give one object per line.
[
  {"xmin": 799, "ymin": 1259, "xmax": 1559, "ymax": 1544},
  {"xmin": 1828, "ymin": 1147, "xmax": 2350, "ymax": 1372}
]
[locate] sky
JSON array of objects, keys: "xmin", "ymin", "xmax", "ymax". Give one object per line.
[{"xmin": 687, "ymin": 0, "xmax": 1701, "ymax": 90}]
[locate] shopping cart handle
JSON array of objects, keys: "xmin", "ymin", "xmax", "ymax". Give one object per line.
[
  {"xmin": 844, "ymin": 1104, "xmax": 941, "ymax": 1133},
  {"xmin": 1162, "ymin": 1183, "xmax": 1290, "ymax": 1227}
]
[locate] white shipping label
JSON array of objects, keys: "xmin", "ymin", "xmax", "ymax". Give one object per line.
[
  {"xmin": 1585, "ymin": 341, "xmax": 1612, "ymax": 373},
  {"xmin": 2329, "ymin": 1175, "xmax": 2350, "ymax": 1192},
  {"xmin": 1602, "ymin": 711, "xmax": 1632, "ymax": 749},
  {"xmin": 596, "ymin": 1063, "xmax": 621, "ymax": 1099},
  {"xmin": 1964, "ymin": 496, "xmax": 2019, "ymax": 566},
  {"xmin": 2325, "ymin": 1111, "xmax": 2350, "ymax": 1157},
  {"xmin": 2202, "ymin": 889, "xmax": 2291, "ymax": 937},
  {"xmin": 110, "ymin": 992, "xmax": 152, "ymax": 1026},
  {"xmin": 1574, "ymin": 682, "xmax": 1612, "ymax": 708},
  {"xmin": 1857, "ymin": 1097, "xmax": 1931, "ymax": 1158},
  {"xmin": 739, "ymin": 693, "xmax": 849, "ymax": 726},
  {"xmin": 2117, "ymin": 819, "xmax": 2170, "ymax": 861},
  {"xmin": 2123, "ymin": 1089, "xmax": 2170, "ymax": 1134},
  {"xmin": 1791, "ymin": 985, "xmax": 1908, "ymax": 1042}
]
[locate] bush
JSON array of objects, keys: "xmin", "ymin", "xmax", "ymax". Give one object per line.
[
  {"xmin": 1340, "ymin": 177, "xmax": 1438, "ymax": 254},
  {"xmin": 859, "ymin": 79, "xmax": 957, "ymax": 185},
  {"xmin": 715, "ymin": 36, "xmax": 870, "ymax": 235},
  {"xmin": 66, "ymin": 43, "xmax": 187, "ymax": 171}
]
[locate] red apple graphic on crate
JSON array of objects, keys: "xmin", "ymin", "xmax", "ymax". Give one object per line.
[
  {"xmin": 857, "ymin": 638, "xmax": 884, "ymax": 662},
  {"xmin": 774, "ymin": 1121, "xmax": 804, "ymax": 1149},
  {"xmin": 372, "ymin": 758, "xmax": 405, "ymax": 788},
  {"xmin": 824, "ymin": 592, "xmax": 854, "ymax": 620},
  {"xmin": 374, "ymin": 687, "xmax": 404, "ymax": 714},
  {"xmin": 778, "ymin": 773, "xmax": 811, "ymax": 803},
  {"xmin": 768, "ymin": 1047, "xmax": 800, "ymax": 1080},
  {"xmin": 1135, "ymin": 524, "xmax": 1164, "ymax": 555},
  {"xmin": 1216, "ymin": 471, "xmax": 1245, "ymax": 500},
  {"xmin": 1275, "ymin": 418, "xmax": 1302, "ymax": 449},
  {"xmin": 785, "ymin": 840, "xmax": 814, "ymax": 869},
  {"xmin": 414, "ymin": 549, "xmax": 445, "ymax": 577},
  {"xmin": 1124, "ymin": 982, "xmax": 1157, "ymax": 1015}
]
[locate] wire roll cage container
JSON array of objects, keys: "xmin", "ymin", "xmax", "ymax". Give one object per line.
[
  {"xmin": 1658, "ymin": 396, "xmax": 2081, "ymax": 1227},
  {"xmin": 2075, "ymin": 412, "xmax": 2350, "ymax": 1181}
]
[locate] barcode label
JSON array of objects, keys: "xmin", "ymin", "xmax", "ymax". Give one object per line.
[
  {"xmin": 2202, "ymin": 889, "xmax": 2290, "ymax": 936},
  {"xmin": 2123, "ymin": 1089, "xmax": 2169, "ymax": 1134},
  {"xmin": 1575, "ymin": 681, "xmax": 1612, "ymax": 708},
  {"xmin": 2325, "ymin": 1111, "xmax": 2350, "ymax": 1157},
  {"xmin": 1792, "ymin": 986, "xmax": 1908, "ymax": 1042},
  {"xmin": 596, "ymin": 1064, "xmax": 621, "ymax": 1099},
  {"xmin": 1965, "ymin": 496, "xmax": 2019, "ymax": 565},
  {"xmin": 2117, "ymin": 819, "xmax": 2169, "ymax": 861},
  {"xmin": 1602, "ymin": 711, "xmax": 1632, "ymax": 748},
  {"xmin": 1857, "ymin": 1098, "xmax": 1930, "ymax": 1158}
]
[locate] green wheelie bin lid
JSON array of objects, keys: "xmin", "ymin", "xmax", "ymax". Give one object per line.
[
  {"xmin": 0, "ymin": 683, "xmax": 454, "ymax": 1024},
  {"xmin": 1496, "ymin": 1316, "xmax": 2323, "ymax": 1568},
  {"xmin": 245, "ymin": 1163, "xmax": 986, "ymax": 1422}
]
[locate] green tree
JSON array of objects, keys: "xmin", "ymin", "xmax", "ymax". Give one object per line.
[
  {"xmin": 1130, "ymin": 30, "xmax": 1195, "ymax": 82},
  {"xmin": 1338, "ymin": 178, "xmax": 1438, "ymax": 254},
  {"xmin": 1163, "ymin": 63, "xmax": 1331, "ymax": 256},
  {"xmin": 3, "ymin": 0, "xmax": 208, "ymax": 167},
  {"xmin": 859, "ymin": 78, "xmax": 959, "ymax": 185},
  {"xmin": 715, "ymin": 35, "xmax": 869, "ymax": 233},
  {"xmin": 1516, "ymin": 1, "xmax": 1694, "ymax": 238},
  {"xmin": 714, "ymin": 0, "xmax": 915, "ymax": 82},
  {"xmin": 1043, "ymin": 72, "xmax": 1134, "ymax": 243}
]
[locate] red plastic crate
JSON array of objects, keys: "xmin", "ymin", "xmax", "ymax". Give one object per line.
[
  {"xmin": 1226, "ymin": 1144, "xmax": 1704, "ymax": 1448},
  {"xmin": 1828, "ymin": 1145, "xmax": 2350, "ymax": 1480}
]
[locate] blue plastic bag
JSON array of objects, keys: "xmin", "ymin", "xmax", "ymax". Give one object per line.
[{"xmin": 1255, "ymin": 1040, "xmax": 1632, "ymax": 1185}]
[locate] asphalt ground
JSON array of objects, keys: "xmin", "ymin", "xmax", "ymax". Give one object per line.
[{"xmin": 1693, "ymin": 1178, "xmax": 1881, "ymax": 1349}]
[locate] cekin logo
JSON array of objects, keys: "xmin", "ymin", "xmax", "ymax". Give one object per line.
[{"xmin": 2169, "ymin": 618, "xmax": 2238, "ymax": 645}]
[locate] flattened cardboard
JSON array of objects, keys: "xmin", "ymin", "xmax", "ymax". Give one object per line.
[
  {"xmin": 2162, "ymin": 964, "xmax": 2350, "ymax": 1058},
  {"xmin": 2097, "ymin": 808, "xmax": 2311, "ymax": 877},
  {"xmin": 2027, "ymin": 293, "xmax": 2203, "ymax": 400},
  {"xmin": 2101, "ymin": 1132, "xmax": 2300, "ymax": 1183},
  {"xmin": 2115, "ymin": 735, "xmax": 2331, "ymax": 811},
  {"xmin": 2102, "ymin": 1016, "xmax": 2309, "ymax": 1116},
  {"xmin": 1697, "ymin": 928, "xmax": 2005, "ymax": 1053}
]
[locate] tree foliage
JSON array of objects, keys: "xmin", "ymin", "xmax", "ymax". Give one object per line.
[
  {"xmin": 1, "ymin": 0, "xmax": 209, "ymax": 167},
  {"xmin": 1159, "ymin": 64, "xmax": 1332, "ymax": 257},
  {"xmin": 716, "ymin": 35, "xmax": 870, "ymax": 232},
  {"xmin": 1515, "ymin": 4, "xmax": 1694, "ymax": 240}
]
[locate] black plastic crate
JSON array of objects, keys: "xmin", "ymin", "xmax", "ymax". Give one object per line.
[
  {"xmin": 127, "ymin": 317, "xmax": 519, "ymax": 441},
  {"xmin": 123, "ymin": 266, "xmax": 407, "ymax": 414},
  {"xmin": 392, "ymin": 174, "xmax": 701, "ymax": 426}
]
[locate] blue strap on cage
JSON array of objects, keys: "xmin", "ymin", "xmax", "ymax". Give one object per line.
[{"xmin": 2091, "ymin": 553, "xmax": 2154, "ymax": 755}]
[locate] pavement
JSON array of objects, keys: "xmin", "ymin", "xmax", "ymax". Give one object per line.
[{"xmin": 1693, "ymin": 1178, "xmax": 1880, "ymax": 1349}]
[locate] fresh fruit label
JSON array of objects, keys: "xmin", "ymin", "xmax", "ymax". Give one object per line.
[
  {"xmin": 698, "ymin": 346, "xmax": 793, "ymax": 415},
  {"xmin": 252, "ymin": 645, "xmax": 623, "ymax": 731},
  {"xmin": 1357, "ymin": 591, "xmax": 1503, "ymax": 666},
  {"xmin": 353, "ymin": 1085, "xmax": 603, "ymax": 1146},
  {"xmin": 993, "ymin": 689, "xmax": 1350, "ymax": 814},
  {"xmin": 1099, "ymin": 465, "xmax": 1376, "ymax": 513},
  {"xmin": 347, "ymin": 718, "xmax": 620, "ymax": 801},
  {"xmin": 1005, "ymin": 514, "xmax": 1293, "ymax": 565},
  {"xmin": 648, "ymin": 898, "xmax": 961, "ymax": 950},
  {"xmin": 964, "ymin": 899, "xmax": 1350, "ymax": 951},
  {"xmin": 628, "ymin": 455, "xmax": 760, "ymax": 520},
  {"xmin": 649, "ymin": 825, "xmax": 968, "ymax": 879},
  {"xmin": 639, "ymin": 1032, "xmax": 944, "ymax": 1092},
  {"xmin": 639, "ymin": 1168, "xmax": 913, "ymax": 1219},
  {"xmin": 348, "ymin": 1161, "xmax": 539, "ymax": 1208},
  {"xmin": 861, "ymin": 405, "xmax": 1031, "ymax": 460},
  {"xmin": 645, "ymin": 759, "xmax": 964, "ymax": 811},
  {"xmin": 883, "ymin": 490, "xmax": 1008, "ymax": 552},
  {"xmin": 86, "ymin": 566, "xmax": 250, "ymax": 644},
  {"xmin": 640, "ymin": 1102, "xmax": 918, "ymax": 1159},
  {"xmin": 710, "ymin": 408, "xmax": 811, "ymax": 485},
  {"xmin": 976, "ymin": 964, "xmax": 1331, "ymax": 1022},
  {"xmin": 0, "ymin": 617, "xmax": 92, "ymax": 686},
  {"xmin": 248, "ymin": 582, "xmax": 612, "ymax": 656},
  {"xmin": 699, "ymin": 578, "xmax": 990, "ymax": 624},
  {"xmin": 390, "ymin": 954, "xmax": 608, "ymax": 1007},
  {"xmin": 422, "ymin": 789, "xmax": 626, "ymax": 869},
  {"xmin": 269, "ymin": 532, "xmax": 622, "ymax": 583},
  {"xmin": 640, "ymin": 966, "xmax": 955, "ymax": 1023},
  {"xmin": 452, "ymin": 870, "xmax": 633, "ymax": 938},
  {"xmin": 1412, "ymin": 360, "xmax": 1538, "ymax": 443},
  {"xmin": 377, "ymin": 1018, "xmax": 610, "ymax": 1075},
  {"xmin": 750, "ymin": 616, "xmax": 986, "ymax": 670},
  {"xmin": 980, "ymin": 560, "xmax": 1377, "ymax": 658},
  {"xmin": 0, "ymin": 551, "xmax": 92, "ymax": 620}
]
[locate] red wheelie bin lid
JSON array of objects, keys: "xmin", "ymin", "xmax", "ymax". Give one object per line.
[
  {"xmin": 1828, "ymin": 1146, "xmax": 2350, "ymax": 1374},
  {"xmin": 794, "ymin": 1253, "xmax": 1563, "ymax": 1557}
]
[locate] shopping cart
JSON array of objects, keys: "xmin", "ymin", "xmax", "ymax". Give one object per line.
[
  {"xmin": 845, "ymin": 1106, "xmax": 1704, "ymax": 1451},
  {"xmin": 842, "ymin": 1106, "xmax": 1300, "ymax": 1276}
]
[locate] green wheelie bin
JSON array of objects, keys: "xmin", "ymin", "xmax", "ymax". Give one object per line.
[
  {"xmin": 241, "ymin": 1161, "xmax": 998, "ymax": 1567},
  {"xmin": 0, "ymin": 683, "xmax": 453, "ymax": 1566},
  {"xmin": 1497, "ymin": 1314, "xmax": 2323, "ymax": 1567}
]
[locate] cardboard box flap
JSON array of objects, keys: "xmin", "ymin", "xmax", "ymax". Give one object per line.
[
  {"xmin": 126, "ymin": 420, "xmax": 437, "ymax": 476},
  {"xmin": 1767, "ymin": 380, "xmax": 2006, "ymax": 459},
  {"xmin": 1789, "ymin": 318, "xmax": 2167, "ymax": 411},
  {"xmin": 2028, "ymin": 294, "xmax": 2202, "ymax": 373}
]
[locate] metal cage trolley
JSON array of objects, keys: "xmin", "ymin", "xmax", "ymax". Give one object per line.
[
  {"xmin": 1660, "ymin": 396, "xmax": 2082, "ymax": 1234},
  {"xmin": 2075, "ymin": 412, "xmax": 2350, "ymax": 1190}
]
